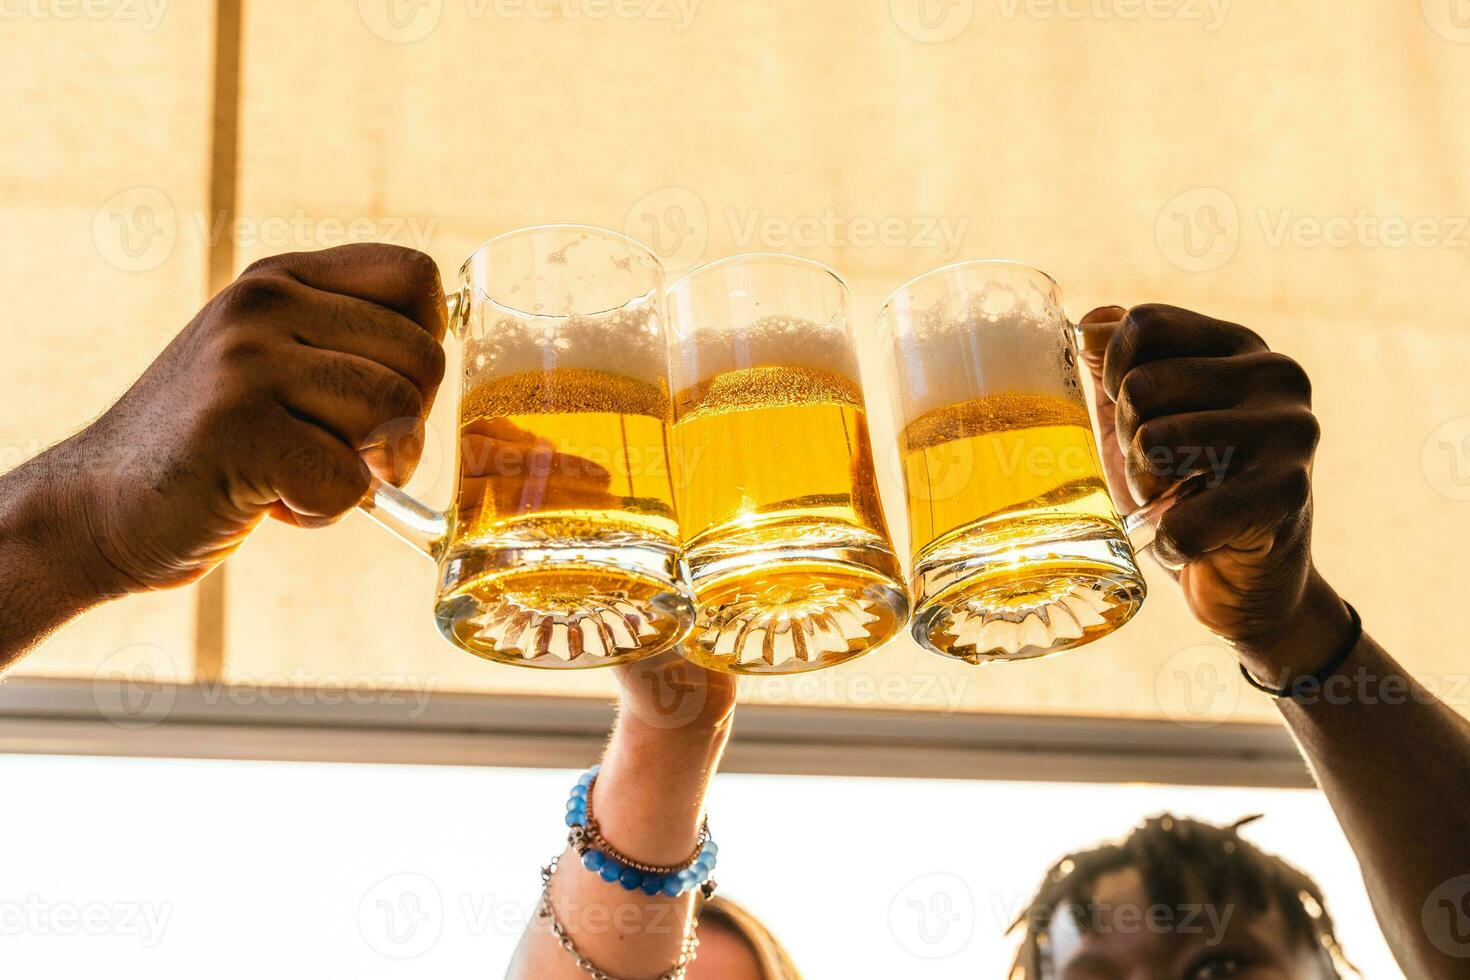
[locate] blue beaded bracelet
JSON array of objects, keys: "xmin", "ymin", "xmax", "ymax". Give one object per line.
[{"xmin": 563, "ymin": 765, "xmax": 717, "ymax": 899}]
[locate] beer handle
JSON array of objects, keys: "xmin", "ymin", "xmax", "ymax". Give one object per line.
[
  {"xmin": 1072, "ymin": 317, "xmax": 1201, "ymax": 556},
  {"xmin": 355, "ymin": 291, "xmax": 464, "ymax": 558},
  {"xmin": 359, "ymin": 479, "xmax": 448, "ymax": 557},
  {"xmin": 1120, "ymin": 477, "xmax": 1201, "ymax": 554}
]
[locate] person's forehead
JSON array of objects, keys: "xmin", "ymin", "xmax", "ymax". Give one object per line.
[
  {"xmin": 1046, "ymin": 867, "xmax": 1186, "ymax": 972},
  {"xmin": 1044, "ymin": 865, "xmax": 1322, "ymax": 977}
]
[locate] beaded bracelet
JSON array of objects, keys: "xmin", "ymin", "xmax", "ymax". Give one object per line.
[{"xmin": 564, "ymin": 765, "xmax": 719, "ymax": 899}]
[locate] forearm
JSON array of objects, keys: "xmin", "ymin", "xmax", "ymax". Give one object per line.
[
  {"xmin": 0, "ymin": 440, "xmax": 112, "ymax": 668},
  {"xmin": 509, "ymin": 709, "xmax": 731, "ymax": 979},
  {"xmin": 1245, "ymin": 577, "xmax": 1470, "ymax": 979}
]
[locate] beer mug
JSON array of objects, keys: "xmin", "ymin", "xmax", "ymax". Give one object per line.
[
  {"xmin": 879, "ymin": 260, "xmax": 1175, "ymax": 663},
  {"xmin": 362, "ymin": 226, "xmax": 696, "ymax": 668},
  {"xmin": 668, "ymin": 254, "xmax": 909, "ymax": 674}
]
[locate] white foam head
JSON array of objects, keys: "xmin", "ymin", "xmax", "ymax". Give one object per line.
[
  {"xmin": 462, "ymin": 301, "xmax": 670, "ymax": 388},
  {"xmin": 672, "ymin": 313, "xmax": 862, "ymax": 390},
  {"xmin": 882, "ymin": 269, "xmax": 1084, "ymax": 423},
  {"xmin": 456, "ymin": 225, "xmax": 671, "ymax": 387},
  {"xmin": 667, "ymin": 254, "xmax": 860, "ymax": 391}
]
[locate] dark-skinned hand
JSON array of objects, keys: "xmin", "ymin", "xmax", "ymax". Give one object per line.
[
  {"xmin": 1078, "ymin": 303, "xmax": 1330, "ymax": 655},
  {"xmin": 59, "ymin": 243, "xmax": 447, "ymax": 596}
]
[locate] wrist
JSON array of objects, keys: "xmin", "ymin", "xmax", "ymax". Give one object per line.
[
  {"xmin": 591, "ymin": 718, "xmax": 729, "ymax": 866},
  {"xmin": 1233, "ymin": 570, "xmax": 1353, "ymax": 686},
  {"xmin": 46, "ymin": 434, "xmax": 142, "ymax": 603},
  {"xmin": 613, "ymin": 704, "xmax": 731, "ymax": 754},
  {"xmin": 0, "ymin": 443, "xmax": 112, "ymax": 642},
  {"xmin": 605, "ymin": 713, "xmax": 730, "ymax": 796}
]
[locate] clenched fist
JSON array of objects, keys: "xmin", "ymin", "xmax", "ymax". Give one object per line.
[
  {"xmin": 57, "ymin": 243, "xmax": 447, "ymax": 596},
  {"xmin": 1080, "ymin": 304, "xmax": 1345, "ymax": 665}
]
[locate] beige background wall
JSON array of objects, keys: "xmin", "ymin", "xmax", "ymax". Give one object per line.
[{"xmin": 4, "ymin": 1, "xmax": 1469, "ymax": 728}]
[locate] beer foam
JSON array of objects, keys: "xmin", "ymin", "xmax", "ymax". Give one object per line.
[
  {"xmin": 901, "ymin": 391, "xmax": 1091, "ymax": 452},
  {"xmin": 892, "ymin": 297, "xmax": 1084, "ymax": 422},
  {"xmin": 675, "ymin": 365, "xmax": 862, "ymax": 421},
  {"xmin": 464, "ymin": 304, "xmax": 668, "ymax": 388},
  {"xmin": 672, "ymin": 314, "xmax": 862, "ymax": 391},
  {"xmin": 461, "ymin": 367, "xmax": 671, "ymax": 421}
]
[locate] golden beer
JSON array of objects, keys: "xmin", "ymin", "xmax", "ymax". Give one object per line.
[
  {"xmin": 881, "ymin": 261, "xmax": 1145, "ymax": 662},
  {"xmin": 451, "ymin": 367, "xmax": 678, "ymax": 550},
  {"xmin": 669, "ymin": 272, "xmax": 909, "ymax": 675},
  {"xmin": 901, "ymin": 391, "xmax": 1139, "ymax": 658},
  {"xmin": 674, "ymin": 364, "xmax": 887, "ymax": 548},
  {"xmin": 901, "ymin": 392, "xmax": 1116, "ymax": 555}
]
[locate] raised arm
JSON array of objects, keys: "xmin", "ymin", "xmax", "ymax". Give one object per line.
[
  {"xmin": 1083, "ymin": 303, "xmax": 1470, "ymax": 979},
  {"xmin": 509, "ymin": 653, "xmax": 736, "ymax": 979},
  {"xmin": 0, "ymin": 244, "xmax": 446, "ymax": 667}
]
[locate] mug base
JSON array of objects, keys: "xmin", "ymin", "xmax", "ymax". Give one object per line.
[
  {"xmin": 435, "ymin": 544, "xmax": 695, "ymax": 668},
  {"xmin": 680, "ymin": 539, "xmax": 910, "ymax": 675},
  {"xmin": 912, "ymin": 517, "xmax": 1145, "ymax": 663}
]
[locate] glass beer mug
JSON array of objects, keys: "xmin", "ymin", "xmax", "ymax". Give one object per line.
[
  {"xmin": 879, "ymin": 260, "xmax": 1174, "ymax": 663},
  {"xmin": 668, "ymin": 254, "xmax": 909, "ymax": 674},
  {"xmin": 362, "ymin": 226, "xmax": 695, "ymax": 668}
]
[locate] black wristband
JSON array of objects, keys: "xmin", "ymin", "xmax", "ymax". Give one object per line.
[{"xmin": 1238, "ymin": 602, "xmax": 1362, "ymax": 701}]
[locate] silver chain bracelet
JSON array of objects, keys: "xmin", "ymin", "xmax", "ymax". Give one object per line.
[{"xmin": 538, "ymin": 859, "xmax": 700, "ymax": 980}]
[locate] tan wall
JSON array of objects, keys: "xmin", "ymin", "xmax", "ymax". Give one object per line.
[{"xmin": 5, "ymin": 1, "xmax": 1469, "ymax": 726}]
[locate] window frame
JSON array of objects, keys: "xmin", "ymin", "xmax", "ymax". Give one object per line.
[{"xmin": 0, "ymin": 676, "xmax": 1308, "ymax": 787}]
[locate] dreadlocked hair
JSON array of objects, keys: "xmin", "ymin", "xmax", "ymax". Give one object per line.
[{"xmin": 1006, "ymin": 814, "xmax": 1353, "ymax": 979}]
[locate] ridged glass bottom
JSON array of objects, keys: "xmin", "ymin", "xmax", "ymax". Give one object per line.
[
  {"xmin": 912, "ymin": 516, "xmax": 1145, "ymax": 663},
  {"xmin": 681, "ymin": 539, "xmax": 909, "ymax": 675},
  {"xmin": 435, "ymin": 544, "xmax": 695, "ymax": 669}
]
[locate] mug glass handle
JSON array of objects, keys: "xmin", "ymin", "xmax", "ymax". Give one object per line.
[
  {"xmin": 356, "ymin": 291, "xmax": 464, "ymax": 558},
  {"xmin": 360, "ymin": 477, "xmax": 448, "ymax": 557},
  {"xmin": 1119, "ymin": 478, "xmax": 1201, "ymax": 553},
  {"xmin": 1072, "ymin": 317, "xmax": 1201, "ymax": 555}
]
